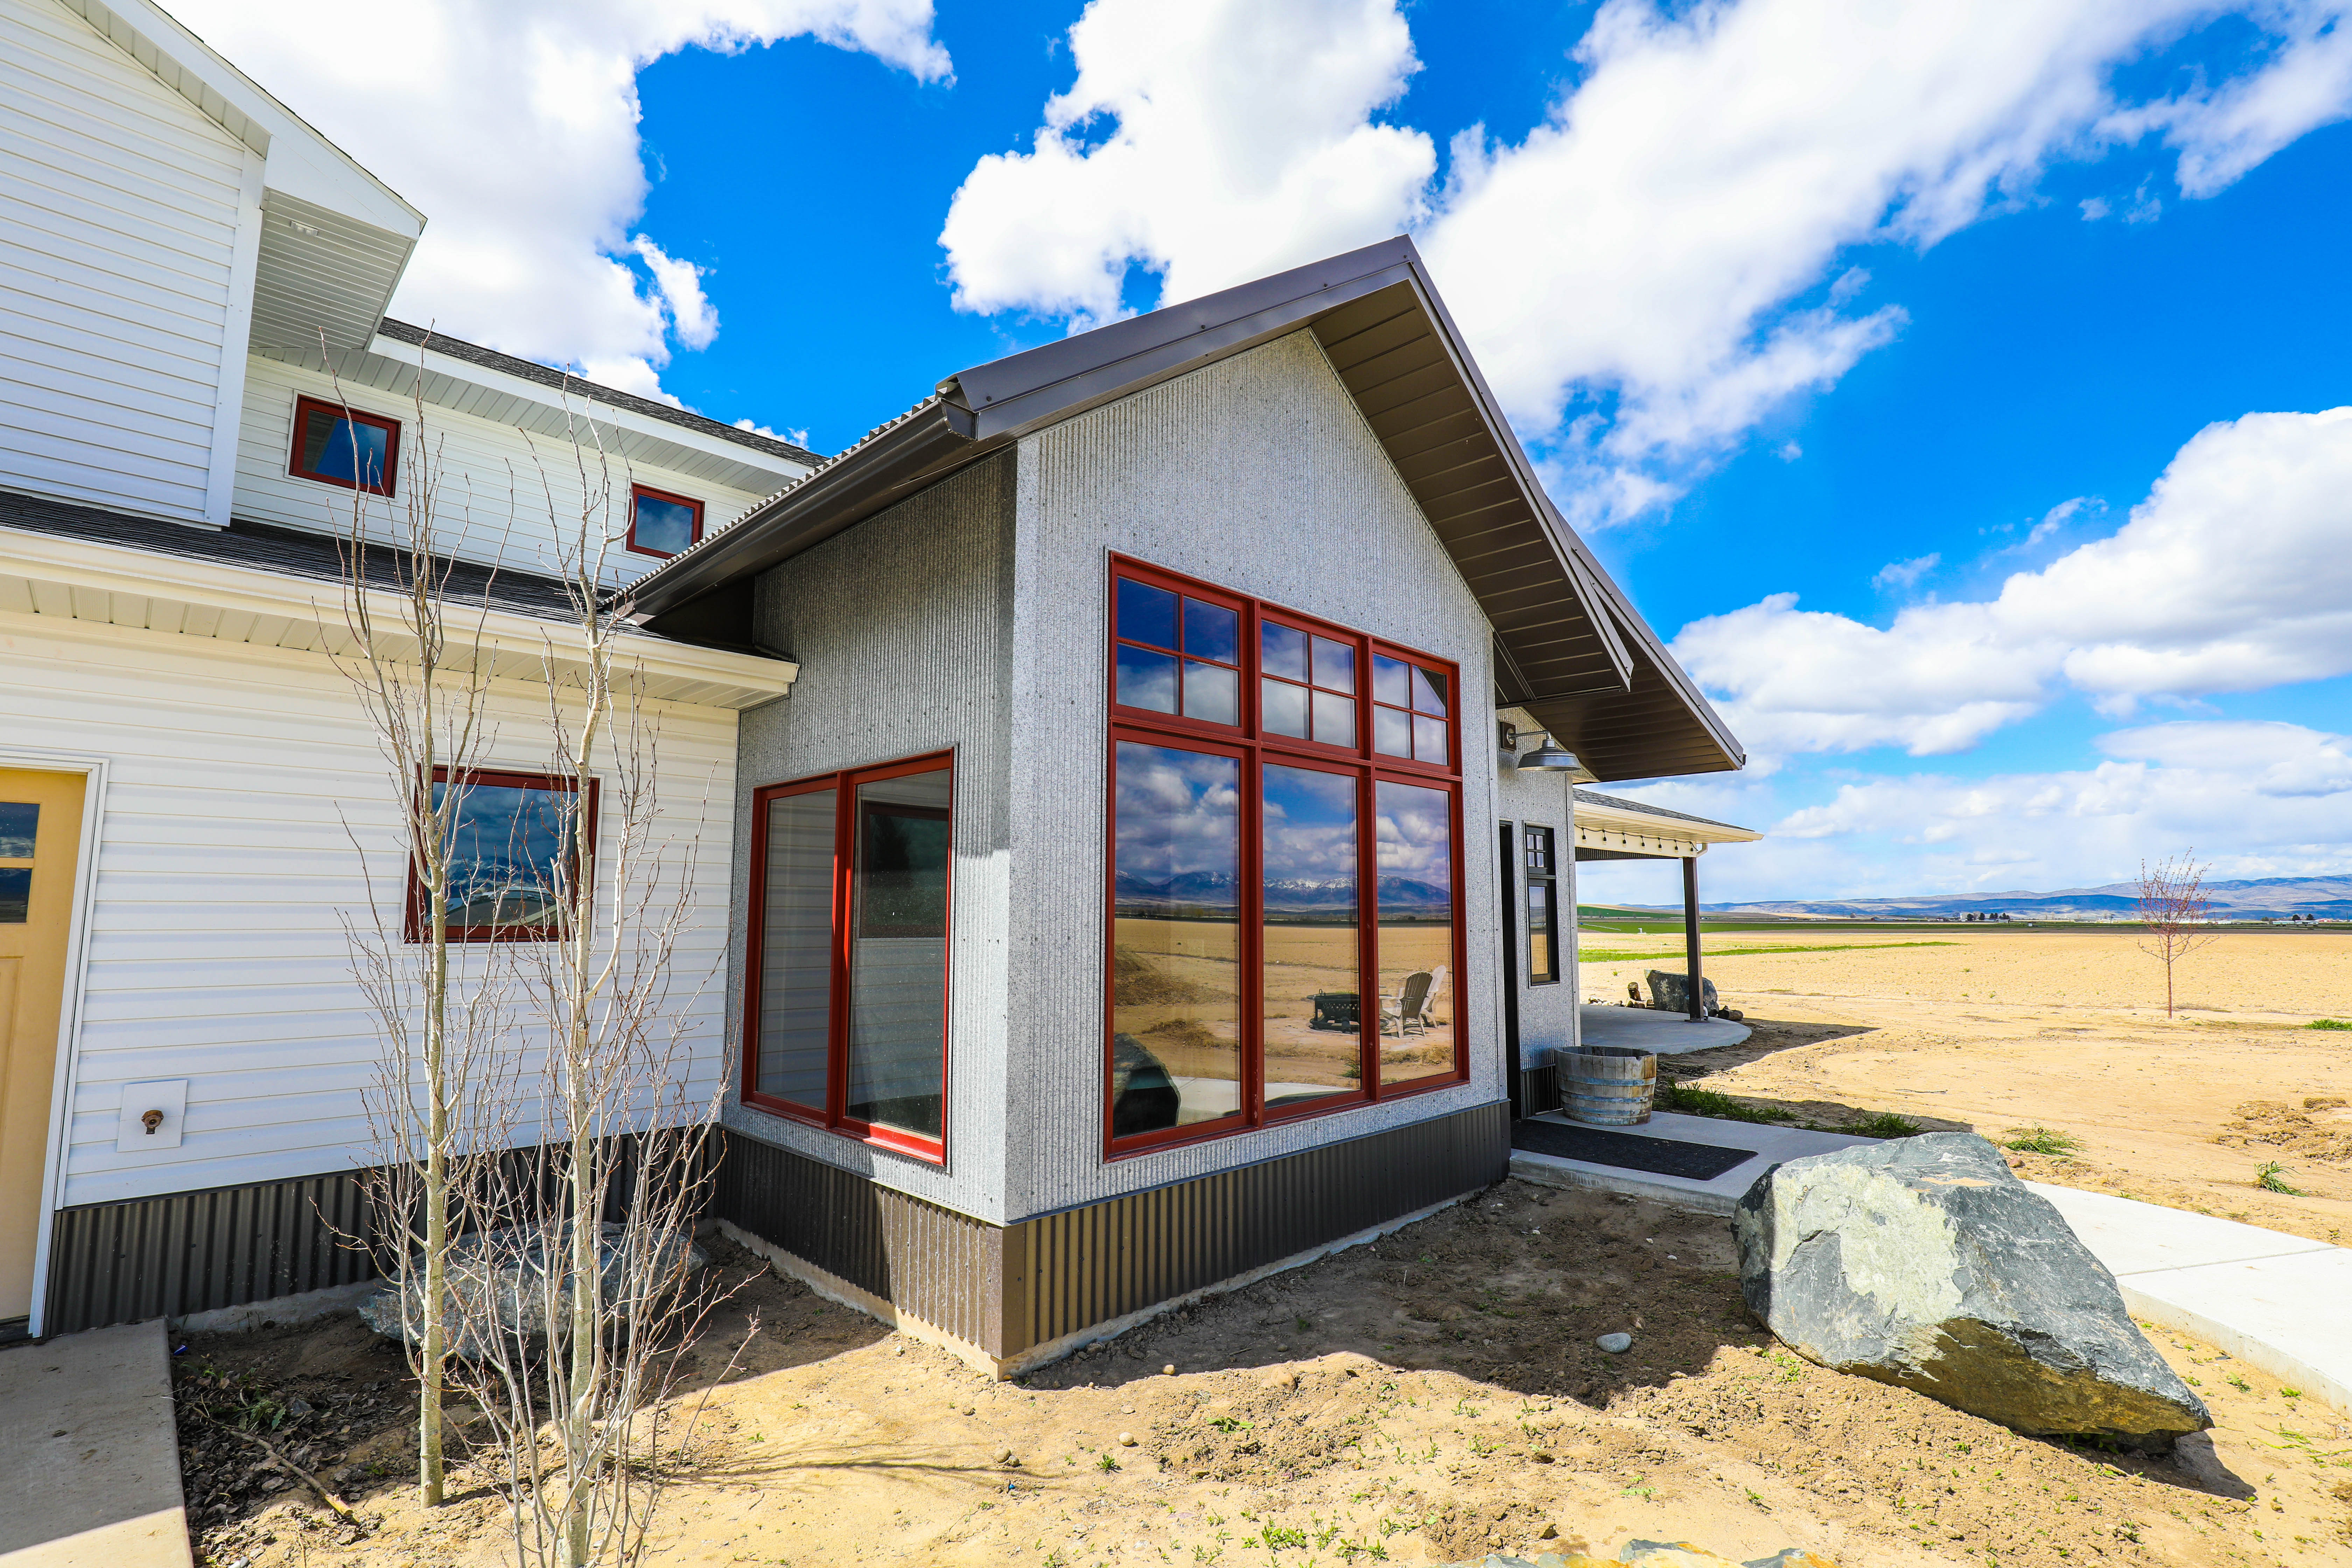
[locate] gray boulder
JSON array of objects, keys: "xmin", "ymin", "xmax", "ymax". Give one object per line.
[
  {"xmin": 1735, "ymin": 1132, "xmax": 2209, "ymax": 1447},
  {"xmin": 1644, "ymin": 970, "xmax": 1720, "ymax": 1014}
]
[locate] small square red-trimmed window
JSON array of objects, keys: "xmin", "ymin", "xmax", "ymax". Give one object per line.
[
  {"xmin": 1261, "ymin": 620, "xmax": 1361, "ymax": 748},
  {"xmin": 1370, "ymin": 653, "xmax": 1451, "ymax": 766},
  {"xmin": 1113, "ymin": 576, "xmax": 1242, "ymax": 726},
  {"xmin": 288, "ymin": 395, "xmax": 399, "ymax": 495},
  {"xmin": 404, "ymin": 767, "xmax": 596, "ymax": 943},
  {"xmin": 628, "ymin": 485, "xmax": 704, "ymax": 558}
]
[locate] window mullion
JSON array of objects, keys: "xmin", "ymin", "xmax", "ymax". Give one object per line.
[{"xmin": 829, "ymin": 772, "xmax": 854, "ymax": 1131}]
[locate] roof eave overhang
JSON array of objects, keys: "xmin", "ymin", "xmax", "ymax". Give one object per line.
[{"xmin": 622, "ymin": 237, "xmax": 1745, "ymax": 781}]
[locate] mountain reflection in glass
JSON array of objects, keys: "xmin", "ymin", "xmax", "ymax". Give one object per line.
[
  {"xmin": 432, "ymin": 779, "xmax": 574, "ymax": 931},
  {"xmin": 846, "ymin": 770, "xmax": 951, "ymax": 1139},
  {"xmin": 1110, "ymin": 741, "xmax": 1240, "ymax": 1133},
  {"xmin": 1375, "ymin": 780, "xmax": 1456, "ymax": 1087},
  {"xmin": 1261, "ymin": 765, "xmax": 1362, "ymax": 1108}
]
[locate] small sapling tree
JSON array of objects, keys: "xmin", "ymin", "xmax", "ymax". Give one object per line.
[{"xmin": 2136, "ymin": 850, "xmax": 2218, "ymax": 1019}]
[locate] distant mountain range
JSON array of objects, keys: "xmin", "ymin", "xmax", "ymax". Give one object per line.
[
  {"xmin": 1116, "ymin": 871, "xmax": 1451, "ymax": 918},
  {"xmin": 1700, "ymin": 874, "xmax": 2352, "ymax": 922}
]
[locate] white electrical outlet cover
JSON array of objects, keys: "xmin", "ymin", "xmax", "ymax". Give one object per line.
[{"xmin": 116, "ymin": 1079, "xmax": 189, "ymax": 1152}]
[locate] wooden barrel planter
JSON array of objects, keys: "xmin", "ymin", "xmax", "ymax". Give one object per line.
[{"xmin": 1560, "ymin": 1045, "xmax": 1658, "ymax": 1126}]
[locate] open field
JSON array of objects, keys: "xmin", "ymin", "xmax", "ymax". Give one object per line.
[
  {"xmin": 175, "ymin": 1184, "xmax": 2352, "ymax": 1568},
  {"xmin": 1580, "ymin": 929, "xmax": 2352, "ymax": 1244}
]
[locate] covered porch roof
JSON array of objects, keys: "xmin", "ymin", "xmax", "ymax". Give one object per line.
[{"xmin": 1572, "ymin": 788, "xmax": 1760, "ymax": 862}]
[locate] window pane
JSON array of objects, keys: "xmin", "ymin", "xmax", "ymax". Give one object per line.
[
  {"xmin": 1183, "ymin": 659, "xmax": 1239, "ymax": 725},
  {"xmin": 1262, "ymin": 765, "xmax": 1361, "ymax": 1110},
  {"xmin": 302, "ymin": 410, "xmax": 389, "ymax": 488},
  {"xmin": 1528, "ymin": 883, "xmax": 1555, "ymax": 982},
  {"xmin": 1311, "ymin": 636, "xmax": 1355, "ymax": 694},
  {"xmin": 0, "ymin": 801, "xmax": 36, "ymax": 857},
  {"xmin": 1413, "ymin": 713, "xmax": 1449, "ymax": 766},
  {"xmin": 1261, "ymin": 621, "xmax": 1307, "ymax": 681},
  {"xmin": 1112, "ymin": 743, "xmax": 1242, "ymax": 1135},
  {"xmin": 1183, "ymin": 598, "xmax": 1239, "ymax": 664},
  {"xmin": 758, "ymin": 788, "xmax": 836, "ymax": 1109},
  {"xmin": 1373, "ymin": 705, "xmax": 1412, "ymax": 757},
  {"xmin": 1116, "ymin": 644, "xmax": 1180, "ymax": 712},
  {"xmin": 1412, "ymin": 665, "xmax": 1450, "ymax": 716},
  {"xmin": 0, "ymin": 866, "xmax": 27, "ymax": 923},
  {"xmin": 1372, "ymin": 654, "xmax": 1410, "ymax": 707},
  {"xmin": 1118, "ymin": 578, "xmax": 1179, "ymax": 650},
  {"xmin": 847, "ymin": 770, "xmax": 951, "ymax": 1138},
  {"xmin": 434, "ymin": 779, "xmax": 573, "ymax": 931},
  {"xmin": 1376, "ymin": 780, "xmax": 1456, "ymax": 1089},
  {"xmin": 1261, "ymin": 677, "xmax": 1308, "ymax": 738},
  {"xmin": 1312, "ymin": 690, "xmax": 1355, "ymax": 747},
  {"xmin": 632, "ymin": 492, "xmax": 698, "ymax": 555}
]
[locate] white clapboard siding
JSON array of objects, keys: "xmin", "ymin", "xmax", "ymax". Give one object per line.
[
  {"xmin": 234, "ymin": 356, "xmax": 772, "ymax": 587},
  {"xmin": 0, "ymin": 0, "xmax": 244, "ymax": 523},
  {"xmin": 0, "ymin": 610, "xmax": 737, "ymax": 1208}
]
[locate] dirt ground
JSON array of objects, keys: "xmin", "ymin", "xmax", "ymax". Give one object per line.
[
  {"xmin": 179, "ymin": 1182, "xmax": 2352, "ymax": 1568},
  {"xmin": 1578, "ymin": 929, "xmax": 2352, "ymax": 1244}
]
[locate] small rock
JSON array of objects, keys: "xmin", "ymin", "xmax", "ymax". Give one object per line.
[
  {"xmin": 1161, "ymin": 1364, "xmax": 1176, "ymax": 1376},
  {"xmin": 1539, "ymin": 1522, "xmax": 1559, "ymax": 1539},
  {"xmin": 283, "ymin": 1396, "xmax": 313, "ymax": 1419},
  {"xmin": 1118, "ymin": 1431, "xmax": 1136, "ymax": 1447},
  {"xmin": 1596, "ymin": 1332, "xmax": 1633, "ymax": 1353},
  {"xmin": 960, "ymin": 1405, "xmax": 976, "ymax": 1416}
]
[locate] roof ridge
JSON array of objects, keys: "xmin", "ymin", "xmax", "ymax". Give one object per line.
[{"xmin": 374, "ymin": 319, "xmax": 826, "ymax": 468}]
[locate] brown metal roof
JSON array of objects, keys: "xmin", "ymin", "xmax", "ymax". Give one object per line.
[{"xmin": 621, "ymin": 237, "xmax": 1742, "ymax": 781}]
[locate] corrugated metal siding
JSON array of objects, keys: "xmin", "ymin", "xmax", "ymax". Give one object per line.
[
  {"xmin": 46, "ymin": 1169, "xmax": 378, "ymax": 1334},
  {"xmin": 1003, "ymin": 1099, "xmax": 1506, "ymax": 1355},
  {"xmin": 0, "ymin": 0, "xmax": 244, "ymax": 524},
  {"xmin": 713, "ymin": 1127, "xmax": 1002, "ymax": 1350}
]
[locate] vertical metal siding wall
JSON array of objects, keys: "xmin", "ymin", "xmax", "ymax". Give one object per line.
[
  {"xmin": 718, "ymin": 1102, "xmax": 1505, "ymax": 1360},
  {"xmin": 46, "ymin": 1171, "xmax": 380, "ymax": 1335}
]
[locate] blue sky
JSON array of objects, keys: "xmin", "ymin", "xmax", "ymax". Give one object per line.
[{"xmin": 181, "ymin": 0, "xmax": 2352, "ymax": 904}]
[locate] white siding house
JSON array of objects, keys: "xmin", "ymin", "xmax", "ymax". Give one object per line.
[{"xmin": 0, "ymin": 0, "xmax": 814, "ymax": 1338}]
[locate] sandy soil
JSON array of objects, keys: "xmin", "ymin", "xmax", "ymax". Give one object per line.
[
  {"xmin": 1578, "ymin": 930, "xmax": 2352, "ymax": 1244},
  {"xmin": 179, "ymin": 1182, "xmax": 2352, "ymax": 1568}
]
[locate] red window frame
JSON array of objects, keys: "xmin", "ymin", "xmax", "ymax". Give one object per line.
[
  {"xmin": 741, "ymin": 750, "xmax": 954, "ymax": 1164},
  {"xmin": 402, "ymin": 766, "xmax": 597, "ymax": 944},
  {"xmin": 288, "ymin": 394, "xmax": 400, "ymax": 496},
  {"xmin": 1104, "ymin": 556, "xmax": 1469, "ymax": 1160},
  {"xmin": 626, "ymin": 483, "xmax": 705, "ymax": 559}
]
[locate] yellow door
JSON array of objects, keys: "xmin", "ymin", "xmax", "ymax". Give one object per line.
[{"xmin": 0, "ymin": 769, "xmax": 86, "ymax": 1326}]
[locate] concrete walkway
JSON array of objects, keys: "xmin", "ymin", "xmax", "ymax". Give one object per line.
[
  {"xmin": 2026, "ymin": 1183, "xmax": 2352, "ymax": 1416},
  {"xmin": 1577, "ymin": 1003, "xmax": 1751, "ymax": 1055},
  {"xmin": 0, "ymin": 1320, "xmax": 192, "ymax": 1567},
  {"xmin": 1510, "ymin": 1108, "xmax": 1872, "ymax": 1213}
]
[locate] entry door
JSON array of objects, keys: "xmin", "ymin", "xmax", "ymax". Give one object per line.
[{"xmin": 0, "ymin": 770, "xmax": 87, "ymax": 1328}]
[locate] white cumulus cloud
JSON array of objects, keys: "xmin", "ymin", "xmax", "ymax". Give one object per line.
[
  {"xmin": 1672, "ymin": 407, "xmax": 2352, "ymax": 757},
  {"xmin": 940, "ymin": 0, "xmax": 2352, "ymax": 523},
  {"xmin": 938, "ymin": 0, "xmax": 1433, "ymax": 324},
  {"xmin": 170, "ymin": 0, "xmax": 949, "ymax": 393}
]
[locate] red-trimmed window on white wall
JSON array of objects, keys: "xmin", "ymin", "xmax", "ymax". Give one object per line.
[{"xmin": 1105, "ymin": 556, "xmax": 1467, "ymax": 1159}]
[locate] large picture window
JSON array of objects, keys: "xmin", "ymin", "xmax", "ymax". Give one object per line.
[
  {"xmin": 404, "ymin": 768, "xmax": 595, "ymax": 943},
  {"xmin": 745, "ymin": 753, "xmax": 953, "ymax": 1162},
  {"xmin": 1107, "ymin": 559, "xmax": 1465, "ymax": 1156}
]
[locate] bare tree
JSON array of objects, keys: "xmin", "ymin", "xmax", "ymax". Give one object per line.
[
  {"xmin": 428, "ymin": 406, "xmax": 741, "ymax": 1567},
  {"xmin": 324, "ymin": 333, "xmax": 513, "ymax": 1507},
  {"xmin": 2137, "ymin": 850, "xmax": 2218, "ymax": 1018}
]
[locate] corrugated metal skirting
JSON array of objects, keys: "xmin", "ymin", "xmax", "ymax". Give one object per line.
[
  {"xmin": 717, "ymin": 1101, "xmax": 1507, "ymax": 1360},
  {"xmin": 46, "ymin": 1171, "xmax": 380, "ymax": 1335}
]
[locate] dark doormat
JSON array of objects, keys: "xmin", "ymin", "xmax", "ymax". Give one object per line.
[{"xmin": 1512, "ymin": 1118, "xmax": 1758, "ymax": 1181}]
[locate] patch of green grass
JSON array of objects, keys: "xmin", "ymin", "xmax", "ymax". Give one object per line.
[
  {"xmin": 2306, "ymin": 1018, "xmax": 2352, "ymax": 1030},
  {"xmin": 2256, "ymin": 1161, "xmax": 2305, "ymax": 1195},
  {"xmin": 2003, "ymin": 1125, "xmax": 2082, "ymax": 1157},
  {"xmin": 1578, "ymin": 940, "xmax": 1960, "ymax": 962},
  {"xmin": 1658, "ymin": 1083, "xmax": 1790, "ymax": 1123},
  {"xmin": 1854, "ymin": 1111, "xmax": 1925, "ymax": 1139}
]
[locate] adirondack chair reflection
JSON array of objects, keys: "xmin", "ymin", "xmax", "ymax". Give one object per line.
[{"xmin": 1379, "ymin": 970, "xmax": 1435, "ymax": 1037}]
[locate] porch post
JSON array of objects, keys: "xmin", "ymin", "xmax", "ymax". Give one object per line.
[{"xmin": 1682, "ymin": 854, "xmax": 1704, "ymax": 1021}]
